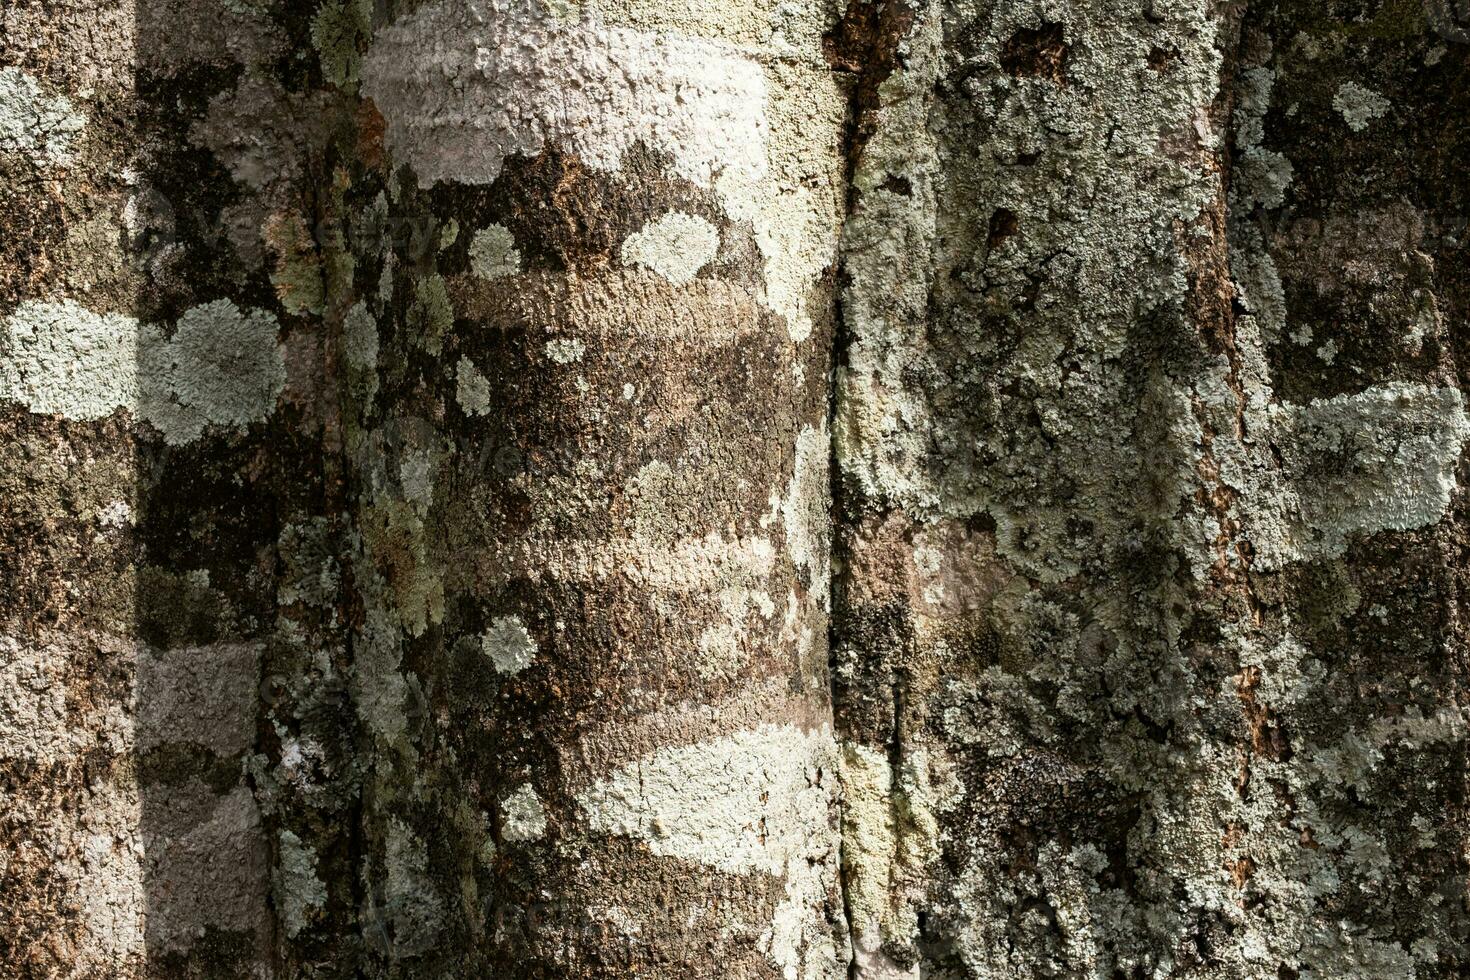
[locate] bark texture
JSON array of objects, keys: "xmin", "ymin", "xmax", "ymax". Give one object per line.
[{"xmin": 1, "ymin": 0, "xmax": 1468, "ymax": 978}]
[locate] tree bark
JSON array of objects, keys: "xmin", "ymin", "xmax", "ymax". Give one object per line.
[{"xmin": 2, "ymin": 1, "xmax": 1469, "ymax": 978}]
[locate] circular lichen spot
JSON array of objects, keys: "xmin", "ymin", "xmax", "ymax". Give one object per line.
[
  {"xmin": 165, "ymin": 299, "xmax": 287, "ymax": 428},
  {"xmin": 481, "ymin": 615, "xmax": 537, "ymax": 674},
  {"xmin": 469, "ymin": 224, "xmax": 521, "ymax": 281},
  {"xmin": 500, "ymin": 783, "xmax": 547, "ymax": 842}
]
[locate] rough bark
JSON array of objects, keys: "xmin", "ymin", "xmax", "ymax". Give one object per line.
[
  {"xmin": 833, "ymin": 0, "xmax": 1470, "ymax": 977},
  {"xmin": 2, "ymin": 1, "xmax": 1469, "ymax": 978}
]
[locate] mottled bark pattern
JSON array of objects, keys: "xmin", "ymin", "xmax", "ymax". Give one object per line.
[
  {"xmin": 3, "ymin": 0, "xmax": 1469, "ymax": 978},
  {"xmin": 834, "ymin": 0, "xmax": 1470, "ymax": 977}
]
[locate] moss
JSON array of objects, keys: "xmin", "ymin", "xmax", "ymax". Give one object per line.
[
  {"xmin": 263, "ymin": 211, "xmax": 326, "ymax": 316},
  {"xmin": 359, "ymin": 496, "xmax": 443, "ymax": 638},
  {"xmin": 407, "ymin": 273, "xmax": 453, "ymax": 356},
  {"xmin": 310, "ymin": 0, "xmax": 372, "ymax": 89}
]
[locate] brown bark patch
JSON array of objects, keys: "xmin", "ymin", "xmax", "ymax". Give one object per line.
[{"xmin": 1001, "ymin": 23, "xmax": 1070, "ymax": 85}]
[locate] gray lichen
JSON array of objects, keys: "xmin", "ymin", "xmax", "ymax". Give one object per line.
[
  {"xmin": 0, "ymin": 298, "xmax": 286, "ymax": 443},
  {"xmin": 1332, "ymin": 81, "xmax": 1391, "ymax": 132},
  {"xmin": 481, "ymin": 615, "xmax": 537, "ymax": 675},
  {"xmin": 468, "ymin": 223, "xmax": 521, "ymax": 281},
  {"xmin": 0, "ymin": 67, "xmax": 85, "ymax": 165},
  {"xmin": 273, "ymin": 830, "xmax": 327, "ymax": 938}
]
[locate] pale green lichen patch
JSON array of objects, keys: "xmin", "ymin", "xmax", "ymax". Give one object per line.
[
  {"xmin": 273, "ymin": 830, "xmax": 326, "ymax": 938},
  {"xmin": 481, "ymin": 615, "xmax": 537, "ymax": 675},
  {"xmin": 619, "ymin": 211, "xmax": 720, "ymax": 285},
  {"xmin": 0, "ymin": 300, "xmax": 140, "ymax": 420},
  {"xmin": 499, "ymin": 783, "xmax": 547, "ymax": 842},
  {"xmin": 455, "ymin": 356, "xmax": 492, "ymax": 416},
  {"xmin": 1332, "ymin": 81, "xmax": 1391, "ymax": 132},
  {"xmin": 468, "ymin": 224, "xmax": 521, "ymax": 280},
  {"xmin": 838, "ymin": 742, "xmax": 943, "ymax": 960},
  {"xmin": 143, "ymin": 299, "xmax": 289, "ymax": 444},
  {"xmin": 0, "ymin": 298, "xmax": 285, "ymax": 443},
  {"xmin": 544, "ymin": 337, "xmax": 585, "ymax": 364},
  {"xmin": 0, "ymin": 67, "xmax": 84, "ymax": 165},
  {"xmin": 577, "ymin": 724, "xmax": 837, "ymax": 876},
  {"xmin": 408, "ymin": 274, "xmax": 454, "ymax": 355},
  {"xmin": 1255, "ymin": 382, "xmax": 1470, "ymax": 567},
  {"xmin": 343, "ymin": 300, "xmax": 379, "ymax": 407}
]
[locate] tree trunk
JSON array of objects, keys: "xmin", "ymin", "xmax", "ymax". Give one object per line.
[{"xmin": 2, "ymin": 1, "xmax": 1469, "ymax": 978}]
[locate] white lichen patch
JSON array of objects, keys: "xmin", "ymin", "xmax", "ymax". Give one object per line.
[
  {"xmin": 578, "ymin": 724, "xmax": 841, "ymax": 977},
  {"xmin": 481, "ymin": 615, "xmax": 537, "ymax": 675},
  {"xmin": 0, "ymin": 67, "xmax": 85, "ymax": 165},
  {"xmin": 469, "ymin": 223, "xmax": 521, "ymax": 280},
  {"xmin": 456, "ymin": 356, "xmax": 492, "ymax": 416},
  {"xmin": 544, "ymin": 337, "xmax": 586, "ymax": 364},
  {"xmin": 1333, "ymin": 81, "xmax": 1391, "ymax": 132},
  {"xmin": 361, "ymin": 2, "xmax": 767, "ymax": 190},
  {"xmin": 0, "ymin": 300, "xmax": 141, "ymax": 421},
  {"xmin": 361, "ymin": 1, "xmax": 844, "ymax": 345},
  {"xmin": 1256, "ymin": 382, "xmax": 1470, "ymax": 566},
  {"xmin": 97, "ymin": 500, "xmax": 133, "ymax": 528},
  {"xmin": 620, "ymin": 211, "xmax": 720, "ymax": 285},
  {"xmin": 578, "ymin": 723, "xmax": 837, "ymax": 873},
  {"xmin": 781, "ymin": 423, "xmax": 832, "ymax": 607},
  {"xmin": 500, "ymin": 783, "xmax": 548, "ymax": 842},
  {"xmin": 0, "ymin": 298, "xmax": 285, "ymax": 443}
]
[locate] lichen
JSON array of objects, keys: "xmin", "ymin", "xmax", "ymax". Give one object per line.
[
  {"xmin": 1251, "ymin": 382, "xmax": 1470, "ymax": 568},
  {"xmin": 407, "ymin": 273, "xmax": 454, "ymax": 356},
  {"xmin": 310, "ymin": 0, "xmax": 372, "ymax": 89},
  {"xmin": 263, "ymin": 211, "xmax": 326, "ymax": 315},
  {"xmin": 468, "ymin": 223, "xmax": 521, "ymax": 281},
  {"xmin": 481, "ymin": 615, "xmax": 537, "ymax": 675},
  {"xmin": 0, "ymin": 298, "xmax": 285, "ymax": 443},
  {"xmin": 143, "ymin": 299, "xmax": 289, "ymax": 444},
  {"xmin": 360, "ymin": 0, "xmax": 845, "ymax": 344},
  {"xmin": 1332, "ymin": 81, "xmax": 1391, "ymax": 132},
  {"xmin": 543, "ymin": 337, "xmax": 585, "ymax": 364},
  {"xmin": 343, "ymin": 300, "xmax": 379, "ymax": 408},
  {"xmin": 838, "ymin": 742, "xmax": 944, "ymax": 962},
  {"xmin": 0, "ymin": 67, "xmax": 85, "ymax": 166},
  {"xmin": 619, "ymin": 210, "xmax": 720, "ymax": 285},
  {"xmin": 577, "ymin": 724, "xmax": 842, "ymax": 977},
  {"xmin": 379, "ymin": 819, "xmax": 445, "ymax": 956},
  {"xmin": 781, "ymin": 423, "xmax": 832, "ymax": 607},
  {"xmin": 455, "ymin": 356, "xmax": 492, "ymax": 416},
  {"xmin": 273, "ymin": 830, "xmax": 326, "ymax": 938},
  {"xmin": 499, "ymin": 783, "xmax": 547, "ymax": 842},
  {"xmin": 359, "ymin": 497, "xmax": 444, "ymax": 637}
]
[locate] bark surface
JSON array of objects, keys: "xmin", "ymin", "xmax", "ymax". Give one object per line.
[{"xmin": 1, "ymin": 1, "xmax": 1468, "ymax": 978}]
